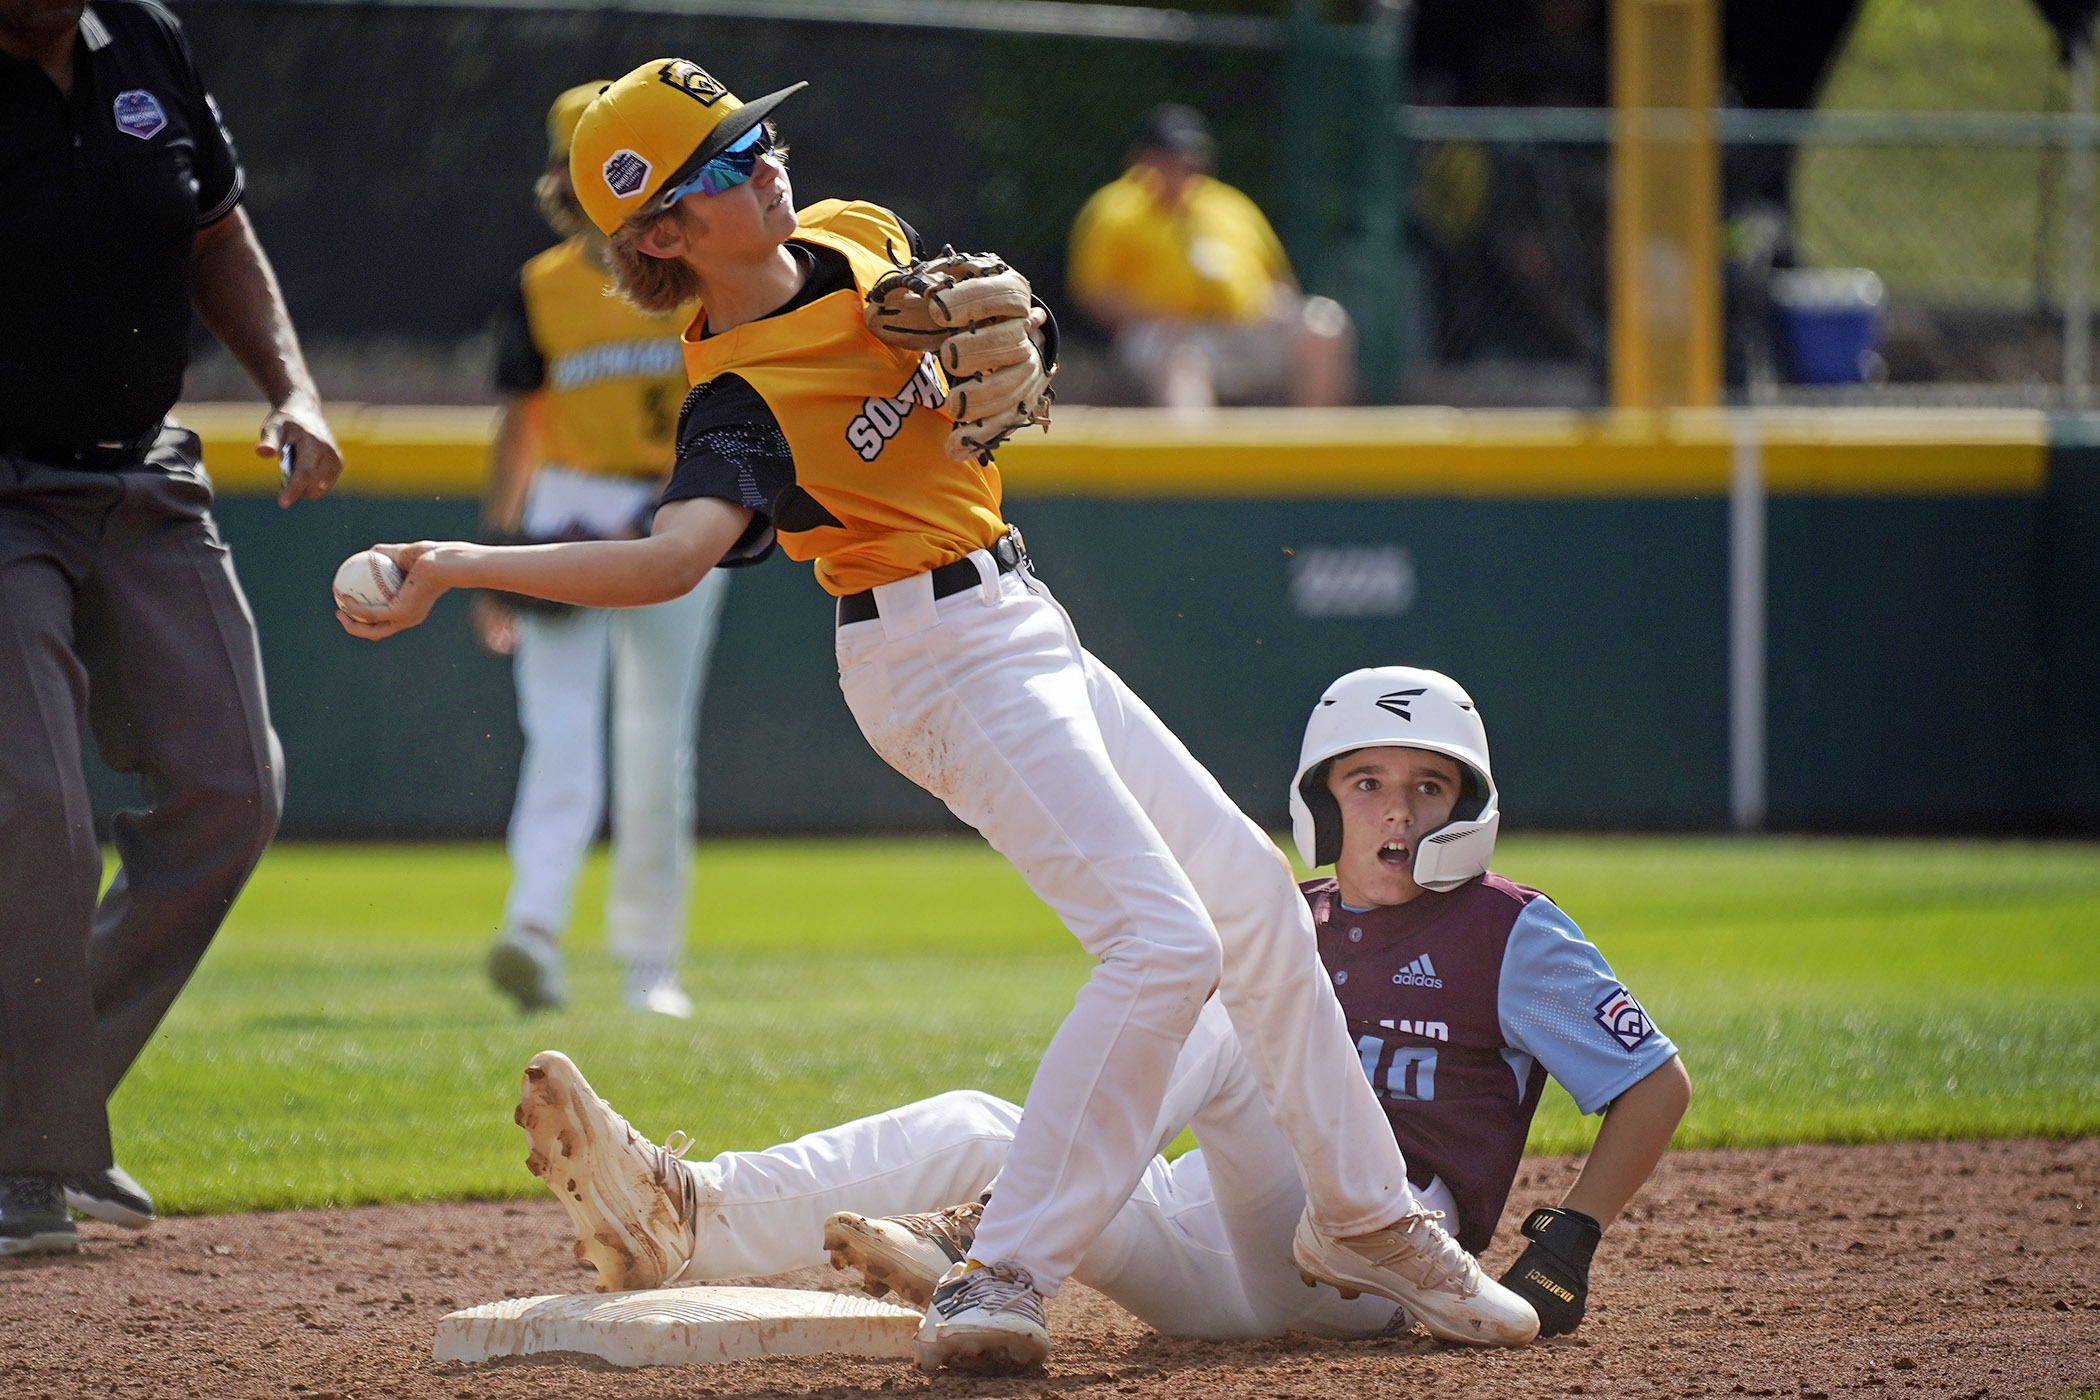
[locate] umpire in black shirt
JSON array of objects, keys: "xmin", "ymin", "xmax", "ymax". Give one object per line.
[{"xmin": 0, "ymin": 0, "xmax": 344, "ymax": 1254}]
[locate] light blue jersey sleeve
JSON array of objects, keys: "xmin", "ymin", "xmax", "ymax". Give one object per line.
[{"xmin": 1496, "ymin": 896, "xmax": 1678, "ymax": 1116}]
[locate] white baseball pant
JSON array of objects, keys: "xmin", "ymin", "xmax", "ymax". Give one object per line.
[
  {"xmin": 501, "ymin": 567, "xmax": 728, "ymax": 974},
  {"xmin": 672, "ymin": 998, "xmax": 1435, "ymax": 1339},
  {"xmin": 833, "ymin": 548, "xmax": 1412, "ymax": 1295}
]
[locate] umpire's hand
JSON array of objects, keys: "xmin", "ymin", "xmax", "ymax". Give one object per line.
[{"xmin": 262, "ymin": 392, "xmax": 344, "ymax": 508}]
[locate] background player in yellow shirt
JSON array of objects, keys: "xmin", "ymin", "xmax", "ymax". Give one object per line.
[
  {"xmin": 475, "ymin": 84, "xmax": 729, "ymax": 1018},
  {"xmin": 337, "ymin": 57, "xmax": 1537, "ymax": 1371},
  {"xmin": 1068, "ymin": 104, "xmax": 1353, "ymax": 410}
]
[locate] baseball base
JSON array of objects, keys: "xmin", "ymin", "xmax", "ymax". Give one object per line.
[
  {"xmin": 432, "ymin": 1286, "xmax": 922, "ymax": 1368},
  {"xmin": 332, "ymin": 550, "xmax": 403, "ymax": 609}
]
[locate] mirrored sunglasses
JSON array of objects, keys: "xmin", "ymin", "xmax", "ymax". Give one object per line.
[{"xmin": 655, "ymin": 123, "xmax": 773, "ymax": 209}]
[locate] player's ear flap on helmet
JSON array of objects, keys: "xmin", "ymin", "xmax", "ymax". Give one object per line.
[
  {"xmin": 1298, "ymin": 760, "xmax": 1344, "ymax": 868},
  {"xmin": 1452, "ymin": 764, "xmax": 1488, "ymax": 823}
]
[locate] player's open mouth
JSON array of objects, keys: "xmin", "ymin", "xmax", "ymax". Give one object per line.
[{"xmin": 1377, "ymin": 839, "xmax": 1411, "ymax": 867}]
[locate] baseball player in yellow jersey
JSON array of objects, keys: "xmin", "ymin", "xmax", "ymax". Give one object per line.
[
  {"xmin": 475, "ymin": 84, "xmax": 729, "ymax": 1018},
  {"xmin": 336, "ymin": 57, "xmax": 1538, "ymax": 1371}
]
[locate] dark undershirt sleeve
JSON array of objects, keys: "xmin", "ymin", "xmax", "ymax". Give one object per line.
[
  {"xmin": 659, "ymin": 374, "xmax": 794, "ymax": 568},
  {"xmin": 492, "ymin": 276, "xmax": 545, "ymax": 393}
]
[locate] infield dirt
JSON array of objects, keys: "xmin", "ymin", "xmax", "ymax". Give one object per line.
[{"xmin": 3, "ymin": 1138, "xmax": 2092, "ymax": 1400}]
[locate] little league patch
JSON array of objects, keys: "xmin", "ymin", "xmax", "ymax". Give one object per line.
[
  {"xmin": 602, "ymin": 149, "xmax": 651, "ymax": 197},
  {"xmin": 1593, "ymin": 986, "xmax": 1654, "ymax": 1051}
]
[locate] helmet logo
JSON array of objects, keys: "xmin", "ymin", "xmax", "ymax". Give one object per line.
[{"xmin": 1374, "ymin": 688, "xmax": 1427, "ymax": 720}]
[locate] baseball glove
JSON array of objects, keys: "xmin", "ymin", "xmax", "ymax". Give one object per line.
[
  {"xmin": 1497, "ymin": 1206, "xmax": 1601, "ymax": 1336},
  {"xmin": 863, "ymin": 248, "xmax": 1054, "ymax": 464}
]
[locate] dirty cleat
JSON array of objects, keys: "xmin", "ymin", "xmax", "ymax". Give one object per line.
[
  {"xmin": 825, "ymin": 1199, "xmax": 983, "ymax": 1307},
  {"xmin": 0, "ymin": 1175, "xmax": 78, "ymax": 1257},
  {"xmin": 489, "ymin": 926, "xmax": 564, "ymax": 1012},
  {"xmin": 915, "ymin": 1260, "xmax": 1050, "ymax": 1373},
  {"xmin": 1293, "ymin": 1206, "xmax": 1539, "ymax": 1348},
  {"xmin": 61, "ymin": 1164, "xmax": 155, "ymax": 1228},
  {"xmin": 514, "ymin": 1050, "xmax": 699, "ymax": 1291}
]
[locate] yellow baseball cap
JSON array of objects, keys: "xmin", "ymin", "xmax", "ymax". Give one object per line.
[
  {"xmin": 568, "ymin": 58, "xmax": 807, "ymax": 235},
  {"xmin": 546, "ymin": 81, "xmax": 610, "ymax": 162}
]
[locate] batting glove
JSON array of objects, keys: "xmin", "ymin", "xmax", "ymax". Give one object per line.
[{"xmin": 1497, "ymin": 1206, "xmax": 1601, "ymax": 1336}]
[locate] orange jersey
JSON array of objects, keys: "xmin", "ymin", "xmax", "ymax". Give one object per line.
[{"xmin": 678, "ymin": 200, "xmax": 1010, "ymax": 596}]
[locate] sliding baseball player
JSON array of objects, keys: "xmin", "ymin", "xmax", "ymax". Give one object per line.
[{"xmin": 510, "ymin": 667, "xmax": 1689, "ymax": 1344}]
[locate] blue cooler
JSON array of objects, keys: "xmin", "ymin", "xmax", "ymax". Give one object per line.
[{"xmin": 1770, "ymin": 268, "xmax": 1885, "ymax": 384}]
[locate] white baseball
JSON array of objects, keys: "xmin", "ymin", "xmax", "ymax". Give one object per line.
[{"xmin": 333, "ymin": 550, "xmax": 404, "ymax": 610}]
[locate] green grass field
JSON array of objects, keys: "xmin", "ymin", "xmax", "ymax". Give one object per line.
[{"xmin": 110, "ymin": 836, "xmax": 2100, "ymax": 1216}]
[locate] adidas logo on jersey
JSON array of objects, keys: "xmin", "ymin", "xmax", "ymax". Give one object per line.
[
  {"xmin": 1376, "ymin": 1018, "xmax": 1449, "ymax": 1042},
  {"xmin": 1391, "ymin": 953, "xmax": 1442, "ymax": 988}
]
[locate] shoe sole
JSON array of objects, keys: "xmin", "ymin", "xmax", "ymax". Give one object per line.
[
  {"xmin": 0, "ymin": 1228, "xmax": 80, "ymax": 1257},
  {"xmin": 61, "ymin": 1190, "xmax": 153, "ymax": 1229},
  {"xmin": 914, "ymin": 1323, "xmax": 1050, "ymax": 1374},
  {"xmin": 1292, "ymin": 1218, "xmax": 1537, "ymax": 1348},
  {"xmin": 514, "ymin": 1051, "xmax": 687, "ymax": 1292},
  {"xmin": 823, "ymin": 1213, "xmax": 944, "ymax": 1308},
  {"xmin": 490, "ymin": 943, "xmax": 562, "ymax": 1011}
]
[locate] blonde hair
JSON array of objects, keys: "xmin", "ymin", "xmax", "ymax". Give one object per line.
[
  {"xmin": 607, "ymin": 212, "xmax": 703, "ymax": 313},
  {"xmin": 533, "ymin": 161, "xmax": 592, "ymax": 240}
]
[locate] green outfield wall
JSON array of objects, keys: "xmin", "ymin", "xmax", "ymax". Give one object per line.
[{"xmin": 88, "ymin": 408, "xmax": 2096, "ymax": 837}]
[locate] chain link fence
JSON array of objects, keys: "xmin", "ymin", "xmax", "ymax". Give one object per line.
[
  {"xmin": 172, "ymin": 0, "xmax": 1295, "ymax": 405},
  {"xmin": 173, "ymin": 0, "xmax": 2097, "ymax": 408},
  {"xmin": 1402, "ymin": 106, "xmax": 2100, "ymax": 407}
]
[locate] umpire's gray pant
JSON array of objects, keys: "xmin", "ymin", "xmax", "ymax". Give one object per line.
[{"xmin": 0, "ymin": 427, "xmax": 283, "ymax": 1175}]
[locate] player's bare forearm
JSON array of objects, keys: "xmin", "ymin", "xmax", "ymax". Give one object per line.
[
  {"xmin": 192, "ymin": 208, "xmax": 343, "ymax": 506},
  {"xmin": 336, "ymin": 497, "xmax": 751, "ymax": 640},
  {"xmin": 1559, "ymin": 1056, "xmax": 1692, "ymax": 1230},
  {"xmin": 481, "ymin": 395, "xmax": 539, "ymax": 534}
]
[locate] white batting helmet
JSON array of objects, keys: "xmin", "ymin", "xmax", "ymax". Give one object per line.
[{"xmin": 1289, "ymin": 666, "xmax": 1500, "ymax": 892}]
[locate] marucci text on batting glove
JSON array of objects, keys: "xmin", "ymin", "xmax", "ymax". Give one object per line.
[{"xmin": 1497, "ymin": 1206, "xmax": 1601, "ymax": 1336}]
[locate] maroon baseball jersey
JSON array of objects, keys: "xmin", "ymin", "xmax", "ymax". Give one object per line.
[{"xmin": 1306, "ymin": 872, "xmax": 1677, "ymax": 1252}]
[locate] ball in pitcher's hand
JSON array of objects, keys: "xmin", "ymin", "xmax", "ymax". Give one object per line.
[{"xmin": 334, "ymin": 551, "xmax": 404, "ymax": 609}]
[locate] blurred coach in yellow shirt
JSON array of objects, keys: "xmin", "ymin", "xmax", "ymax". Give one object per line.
[{"xmin": 1068, "ymin": 105, "xmax": 1352, "ymax": 409}]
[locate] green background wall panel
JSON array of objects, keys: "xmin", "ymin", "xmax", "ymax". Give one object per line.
[
  {"xmin": 83, "ymin": 480, "xmax": 2089, "ymax": 837},
  {"xmin": 1764, "ymin": 497, "xmax": 2045, "ymax": 826},
  {"xmin": 2041, "ymin": 446, "xmax": 2100, "ymax": 820},
  {"xmin": 1006, "ymin": 496, "xmax": 1731, "ymax": 830}
]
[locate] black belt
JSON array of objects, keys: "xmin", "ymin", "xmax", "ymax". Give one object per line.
[
  {"xmin": 836, "ymin": 529, "xmax": 1027, "ymax": 627},
  {"xmin": 1, "ymin": 423, "xmax": 161, "ymax": 470}
]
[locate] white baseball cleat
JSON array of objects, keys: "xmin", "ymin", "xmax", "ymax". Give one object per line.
[
  {"xmin": 1293, "ymin": 1206, "xmax": 1539, "ymax": 1348},
  {"xmin": 824, "ymin": 1199, "xmax": 983, "ymax": 1307},
  {"xmin": 624, "ymin": 969, "xmax": 694, "ymax": 1020},
  {"xmin": 489, "ymin": 926, "xmax": 564, "ymax": 1012},
  {"xmin": 514, "ymin": 1050, "xmax": 700, "ymax": 1292},
  {"xmin": 914, "ymin": 1260, "xmax": 1050, "ymax": 1373}
]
